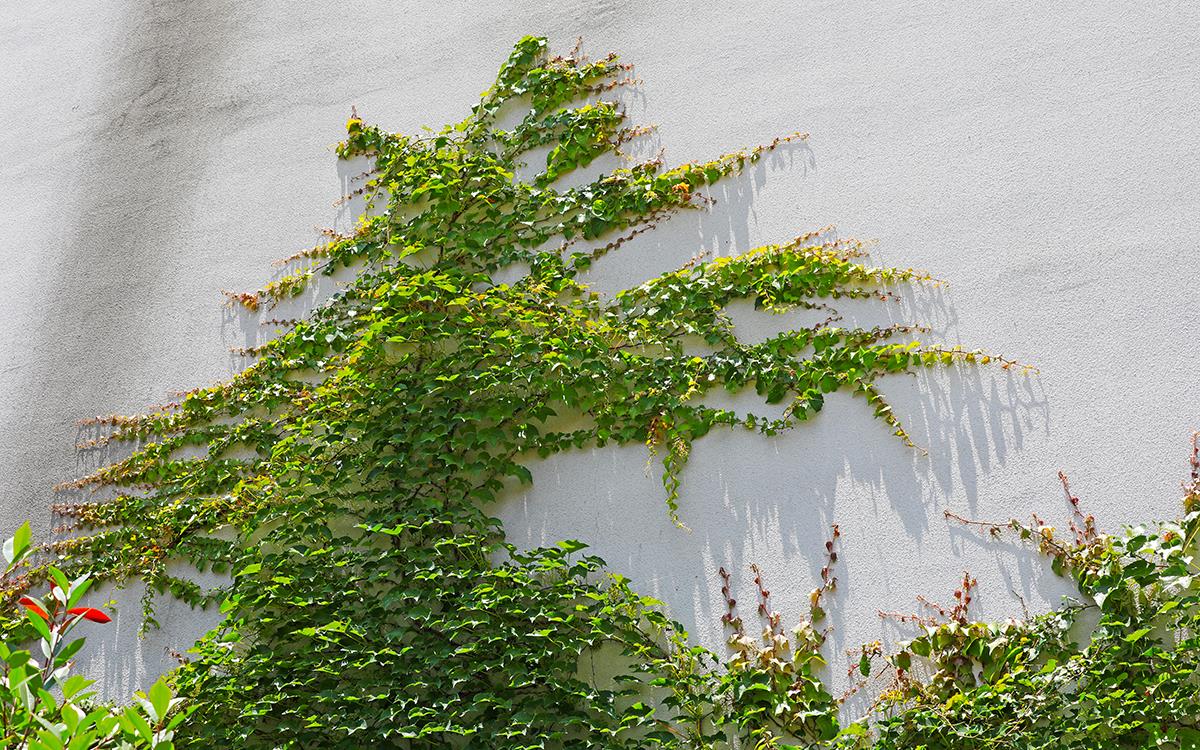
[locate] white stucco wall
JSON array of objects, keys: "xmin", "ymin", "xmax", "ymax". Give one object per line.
[{"xmin": 2, "ymin": 1, "xmax": 1198, "ymax": 699}]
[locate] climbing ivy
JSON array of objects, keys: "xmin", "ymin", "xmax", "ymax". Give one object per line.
[{"xmin": 9, "ymin": 36, "xmax": 1192, "ymax": 749}]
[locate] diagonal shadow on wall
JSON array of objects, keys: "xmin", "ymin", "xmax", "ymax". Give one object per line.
[{"xmin": 8, "ymin": 0, "xmax": 257, "ymax": 702}]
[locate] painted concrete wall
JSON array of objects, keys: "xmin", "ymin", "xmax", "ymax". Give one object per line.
[{"xmin": 2, "ymin": 1, "xmax": 1198, "ymax": 700}]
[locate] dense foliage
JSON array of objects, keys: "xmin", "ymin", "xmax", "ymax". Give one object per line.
[{"xmin": 6, "ymin": 37, "xmax": 1197, "ymax": 749}]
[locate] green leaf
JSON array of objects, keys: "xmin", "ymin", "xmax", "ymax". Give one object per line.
[
  {"xmin": 1124, "ymin": 627, "xmax": 1152, "ymax": 643},
  {"xmin": 54, "ymin": 637, "xmax": 87, "ymax": 668},
  {"xmin": 148, "ymin": 677, "xmax": 172, "ymax": 724},
  {"xmin": 65, "ymin": 575, "xmax": 93, "ymax": 610},
  {"xmin": 60, "ymin": 674, "xmax": 92, "ymax": 700},
  {"xmin": 120, "ymin": 706, "xmax": 155, "ymax": 742},
  {"xmin": 25, "ymin": 608, "xmax": 52, "ymax": 642},
  {"xmin": 3, "ymin": 520, "xmax": 31, "ymax": 567}
]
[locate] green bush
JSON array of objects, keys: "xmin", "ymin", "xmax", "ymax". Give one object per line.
[{"xmin": 0, "ymin": 523, "xmax": 189, "ymax": 749}]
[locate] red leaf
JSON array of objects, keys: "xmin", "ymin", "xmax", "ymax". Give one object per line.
[
  {"xmin": 66, "ymin": 607, "xmax": 112, "ymax": 624},
  {"xmin": 18, "ymin": 596, "xmax": 49, "ymax": 620}
]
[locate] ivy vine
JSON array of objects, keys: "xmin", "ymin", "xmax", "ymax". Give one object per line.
[{"xmin": 4, "ymin": 37, "xmax": 1192, "ymax": 750}]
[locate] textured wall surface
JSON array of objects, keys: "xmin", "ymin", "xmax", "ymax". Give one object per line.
[{"xmin": 2, "ymin": 1, "xmax": 1198, "ymax": 699}]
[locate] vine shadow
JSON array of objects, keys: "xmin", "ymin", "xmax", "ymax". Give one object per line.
[{"xmin": 488, "ymin": 136, "xmax": 1067, "ymax": 702}]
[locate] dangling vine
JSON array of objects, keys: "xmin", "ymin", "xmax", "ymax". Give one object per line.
[{"xmin": 5, "ymin": 36, "xmax": 1193, "ymax": 750}]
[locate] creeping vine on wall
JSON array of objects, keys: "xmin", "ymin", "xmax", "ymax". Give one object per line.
[{"xmin": 5, "ymin": 37, "xmax": 1196, "ymax": 750}]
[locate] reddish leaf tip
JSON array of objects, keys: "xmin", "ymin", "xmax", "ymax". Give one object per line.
[
  {"xmin": 18, "ymin": 596, "xmax": 49, "ymax": 620},
  {"xmin": 66, "ymin": 606, "xmax": 112, "ymax": 624}
]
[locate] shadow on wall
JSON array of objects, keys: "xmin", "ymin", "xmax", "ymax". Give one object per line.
[
  {"xmin": 218, "ymin": 151, "xmax": 388, "ymax": 363},
  {"xmin": 487, "ymin": 135, "xmax": 1068, "ymax": 699},
  {"xmin": 26, "ymin": 0, "xmax": 255, "ymax": 701},
  {"xmin": 581, "ymin": 138, "xmax": 816, "ymax": 296},
  {"xmin": 494, "ymin": 365, "xmax": 1062, "ymax": 693}
]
